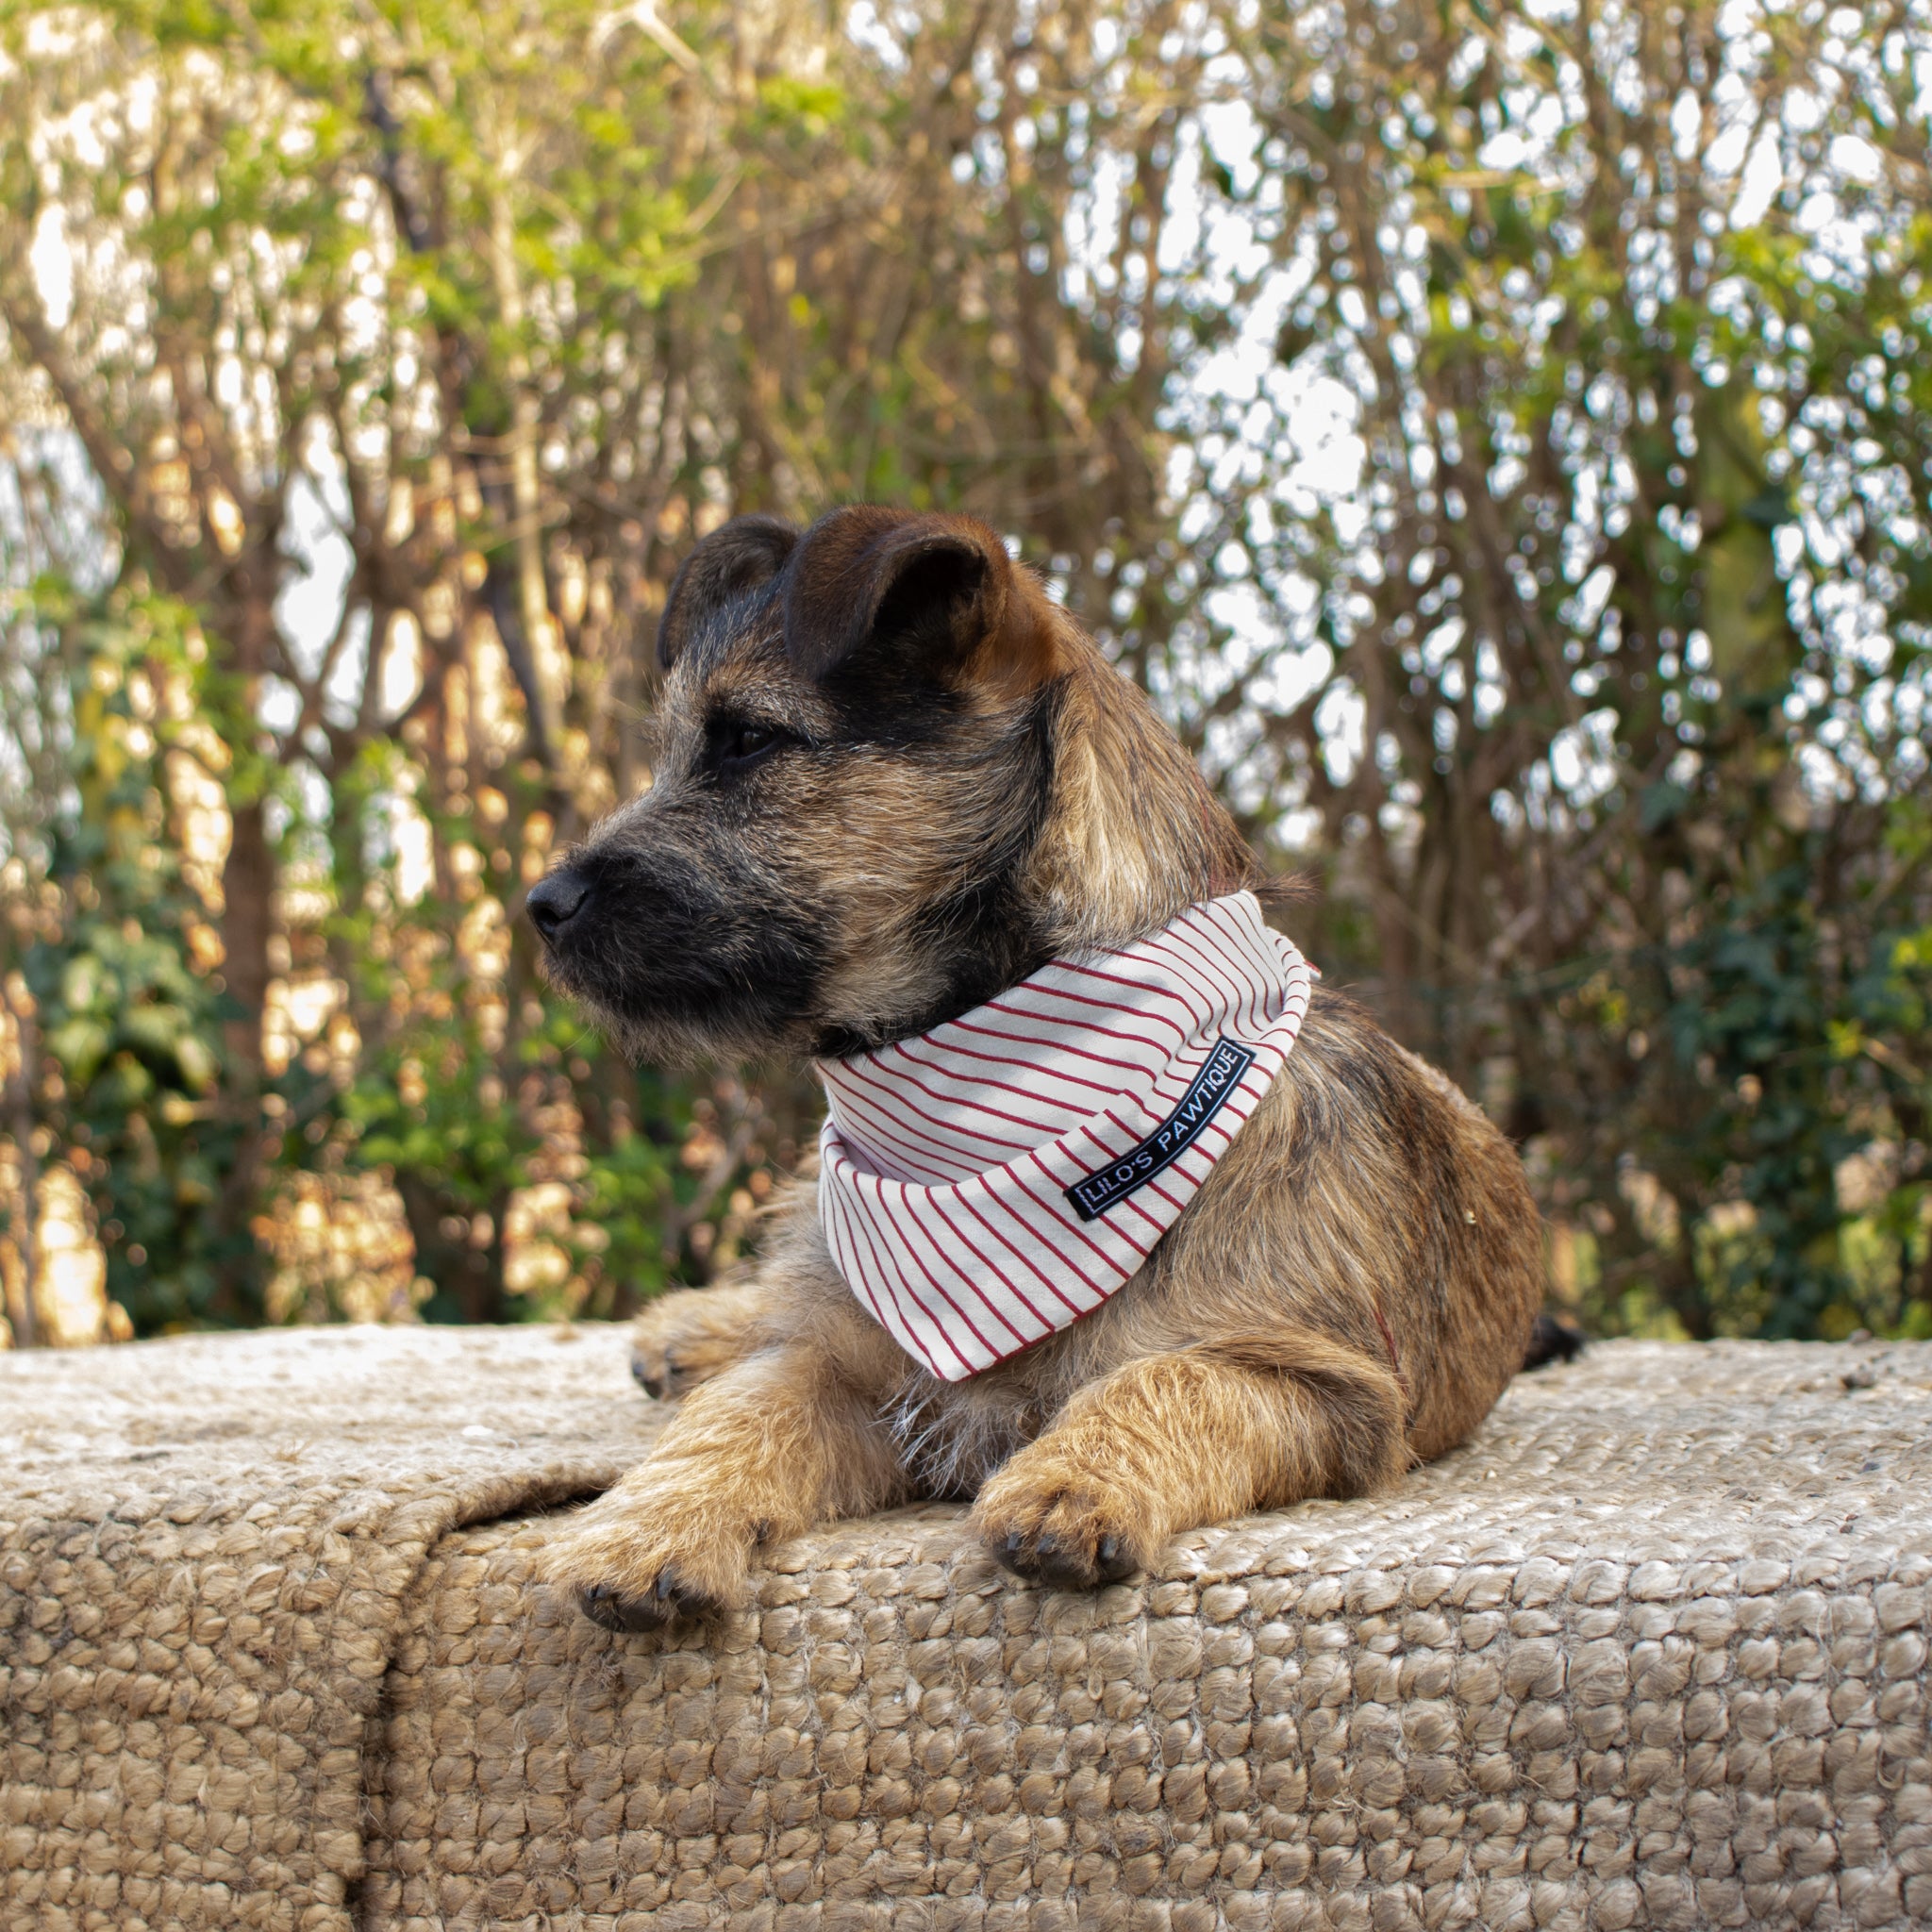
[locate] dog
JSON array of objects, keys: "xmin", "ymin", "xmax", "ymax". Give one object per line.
[{"xmin": 526, "ymin": 505, "xmax": 1545, "ymax": 1631}]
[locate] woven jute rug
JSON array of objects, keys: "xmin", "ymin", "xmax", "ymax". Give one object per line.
[{"xmin": 3, "ymin": 1328, "xmax": 1928, "ymax": 1931}]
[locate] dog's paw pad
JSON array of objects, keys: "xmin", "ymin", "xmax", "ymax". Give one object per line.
[
  {"xmin": 980, "ymin": 1486, "xmax": 1146, "ymax": 1591},
  {"xmin": 575, "ymin": 1562, "xmax": 720, "ymax": 1631},
  {"xmin": 629, "ymin": 1328, "xmax": 737, "ymax": 1401},
  {"xmin": 577, "ymin": 1582, "xmax": 669, "ymax": 1632},
  {"xmin": 629, "ymin": 1348, "xmax": 678, "ymax": 1400}
]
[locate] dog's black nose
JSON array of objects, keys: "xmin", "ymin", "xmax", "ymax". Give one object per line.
[{"xmin": 526, "ymin": 871, "xmax": 589, "ymax": 941}]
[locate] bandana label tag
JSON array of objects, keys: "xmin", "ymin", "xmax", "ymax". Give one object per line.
[{"xmin": 1064, "ymin": 1036, "xmax": 1257, "ymax": 1221}]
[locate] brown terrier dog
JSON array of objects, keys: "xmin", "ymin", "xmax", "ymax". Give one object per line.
[{"xmin": 528, "ymin": 506, "xmax": 1544, "ymax": 1631}]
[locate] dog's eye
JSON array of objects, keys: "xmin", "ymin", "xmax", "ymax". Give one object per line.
[{"xmin": 714, "ymin": 720, "xmax": 784, "ymax": 771}]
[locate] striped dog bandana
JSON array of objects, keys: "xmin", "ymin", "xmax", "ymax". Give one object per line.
[{"xmin": 816, "ymin": 891, "xmax": 1315, "ymax": 1381}]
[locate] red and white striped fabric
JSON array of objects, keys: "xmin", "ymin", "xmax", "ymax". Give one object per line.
[{"xmin": 816, "ymin": 891, "xmax": 1315, "ymax": 1381}]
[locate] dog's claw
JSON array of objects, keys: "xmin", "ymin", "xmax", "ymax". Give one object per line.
[
  {"xmin": 990, "ymin": 1524, "xmax": 1140, "ymax": 1591},
  {"xmin": 1029, "ymin": 1534, "xmax": 1090, "ymax": 1590},
  {"xmin": 575, "ymin": 1563, "xmax": 724, "ymax": 1632},
  {"xmin": 577, "ymin": 1582, "xmax": 674, "ymax": 1633},
  {"xmin": 630, "ymin": 1345, "xmax": 691, "ymax": 1402}
]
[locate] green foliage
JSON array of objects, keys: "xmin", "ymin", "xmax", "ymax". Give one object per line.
[
  {"xmin": 1549, "ymin": 851, "xmax": 1932, "ymax": 1341},
  {"xmin": 15, "ymin": 590, "xmax": 256, "ymax": 1328},
  {"xmin": 567, "ymin": 1114, "xmax": 680, "ymax": 1312},
  {"xmin": 1164, "ymin": 2, "xmax": 1932, "ymax": 1343}
]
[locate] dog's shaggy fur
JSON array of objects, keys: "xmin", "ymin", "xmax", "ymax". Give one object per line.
[{"xmin": 528, "ymin": 506, "xmax": 1545, "ymax": 1630}]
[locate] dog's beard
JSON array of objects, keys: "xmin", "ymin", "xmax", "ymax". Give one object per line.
[
  {"xmin": 537, "ymin": 845, "xmax": 830, "ymax": 1065},
  {"xmin": 545, "ymin": 983, "xmax": 754, "ymax": 1071}
]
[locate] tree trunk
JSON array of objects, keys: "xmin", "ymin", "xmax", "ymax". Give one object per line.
[
  {"xmin": 398, "ymin": 1174, "xmax": 508, "ymax": 1324},
  {"xmin": 3, "ymin": 976, "xmax": 41, "ymax": 1347},
  {"xmin": 210, "ymin": 792, "xmax": 273, "ymax": 1322},
  {"xmin": 209, "ymin": 587, "xmax": 279, "ymax": 1324}
]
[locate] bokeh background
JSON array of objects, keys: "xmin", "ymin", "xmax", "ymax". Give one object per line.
[{"xmin": 1, "ymin": 0, "xmax": 1927, "ymax": 1351}]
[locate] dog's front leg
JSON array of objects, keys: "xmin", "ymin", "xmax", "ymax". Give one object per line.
[
  {"xmin": 972, "ymin": 1338, "xmax": 1407, "ymax": 1590},
  {"xmin": 546, "ymin": 1339, "xmax": 908, "ymax": 1630}
]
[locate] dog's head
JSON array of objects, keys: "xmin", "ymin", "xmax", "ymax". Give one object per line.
[{"xmin": 528, "ymin": 505, "xmax": 1251, "ymax": 1064}]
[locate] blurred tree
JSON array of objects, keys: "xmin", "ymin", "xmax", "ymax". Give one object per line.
[
  {"xmin": 0, "ymin": 0, "xmax": 793, "ymax": 1328},
  {"xmin": 1, "ymin": 0, "xmax": 1927, "ymax": 1341},
  {"xmin": 1158, "ymin": 0, "xmax": 1932, "ymax": 1335},
  {"xmin": 16, "ymin": 590, "xmax": 254, "ymax": 1330}
]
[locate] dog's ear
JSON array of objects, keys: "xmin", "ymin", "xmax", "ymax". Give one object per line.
[
  {"xmin": 782, "ymin": 506, "xmax": 1058, "ymax": 692},
  {"xmin": 656, "ymin": 514, "xmax": 799, "ymax": 672}
]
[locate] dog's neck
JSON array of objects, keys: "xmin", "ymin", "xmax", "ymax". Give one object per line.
[{"xmin": 813, "ymin": 891, "xmax": 1317, "ymax": 1380}]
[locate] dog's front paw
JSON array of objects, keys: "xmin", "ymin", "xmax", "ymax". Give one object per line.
[
  {"xmin": 542, "ymin": 1494, "xmax": 749, "ymax": 1631},
  {"xmin": 628, "ymin": 1337, "xmax": 703, "ymax": 1403},
  {"xmin": 575, "ymin": 1570, "xmax": 713, "ymax": 1632},
  {"xmin": 972, "ymin": 1452, "xmax": 1151, "ymax": 1591},
  {"xmin": 629, "ymin": 1289, "xmax": 753, "ymax": 1399}
]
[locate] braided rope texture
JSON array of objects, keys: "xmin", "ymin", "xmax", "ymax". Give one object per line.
[{"xmin": 3, "ymin": 1329, "xmax": 1929, "ymax": 1931}]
